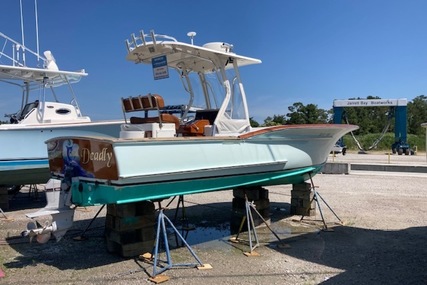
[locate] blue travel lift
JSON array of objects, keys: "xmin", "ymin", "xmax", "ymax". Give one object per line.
[{"xmin": 333, "ymin": 99, "xmax": 414, "ymax": 155}]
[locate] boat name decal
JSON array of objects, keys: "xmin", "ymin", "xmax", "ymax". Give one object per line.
[{"xmin": 81, "ymin": 147, "xmax": 113, "ymax": 167}]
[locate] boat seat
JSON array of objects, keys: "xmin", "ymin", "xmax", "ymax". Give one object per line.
[
  {"xmin": 178, "ymin": 119, "xmax": 210, "ymax": 136},
  {"xmin": 122, "ymin": 94, "xmax": 180, "ymax": 129},
  {"xmin": 122, "ymin": 94, "xmax": 165, "ymax": 113},
  {"xmin": 130, "ymin": 113, "xmax": 180, "ymax": 130}
]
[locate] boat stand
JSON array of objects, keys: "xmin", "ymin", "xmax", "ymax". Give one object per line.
[
  {"xmin": 230, "ymin": 196, "xmax": 289, "ymax": 256},
  {"xmin": 166, "ymin": 195, "xmax": 195, "ymax": 246},
  {"xmin": 300, "ymin": 174, "xmax": 342, "ymax": 231},
  {"xmin": 28, "ymin": 184, "xmax": 39, "ymax": 199},
  {"xmin": 0, "ymin": 207, "xmax": 7, "ymax": 219},
  {"xmin": 73, "ymin": 205, "xmax": 105, "ymax": 241},
  {"xmin": 141, "ymin": 207, "xmax": 211, "ymax": 281}
]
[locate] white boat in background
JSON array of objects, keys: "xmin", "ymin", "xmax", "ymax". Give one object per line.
[
  {"xmin": 0, "ymin": 31, "xmax": 123, "ymax": 186},
  {"xmin": 26, "ymin": 30, "xmax": 357, "ymax": 242}
]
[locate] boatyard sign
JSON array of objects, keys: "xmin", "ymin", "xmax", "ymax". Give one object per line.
[
  {"xmin": 152, "ymin": 55, "xmax": 169, "ymax": 80},
  {"xmin": 333, "ymin": 99, "xmax": 408, "ymax": 107}
]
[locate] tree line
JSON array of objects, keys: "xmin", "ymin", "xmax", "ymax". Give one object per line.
[{"xmin": 250, "ymin": 95, "xmax": 427, "ymax": 137}]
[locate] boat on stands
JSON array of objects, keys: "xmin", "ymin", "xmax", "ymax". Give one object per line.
[
  {"xmin": 26, "ymin": 30, "xmax": 357, "ymax": 242},
  {"xmin": 47, "ymin": 29, "xmax": 358, "ymax": 205},
  {"xmin": 0, "ymin": 32, "xmax": 123, "ymax": 186}
]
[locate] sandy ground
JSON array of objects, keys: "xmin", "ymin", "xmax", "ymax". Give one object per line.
[{"xmin": 1, "ymin": 153, "xmax": 427, "ymax": 284}]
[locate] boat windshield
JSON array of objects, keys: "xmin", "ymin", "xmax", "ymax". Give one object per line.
[
  {"xmin": 182, "ymin": 70, "xmax": 223, "ymax": 111},
  {"xmin": 179, "ymin": 60, "xmax": 250, "ymax": 135},
  {"xmin": 225, "ymin": 69, "xmax": 247, "ymax": 120}
]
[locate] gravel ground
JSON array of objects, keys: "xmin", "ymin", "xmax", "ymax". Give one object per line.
[{"xmin": 1, "ymin": 153, "xmax": 427, "ymax": 285}]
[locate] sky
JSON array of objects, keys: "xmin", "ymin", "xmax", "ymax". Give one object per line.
[{"xmin": 1, "ymin": 0, "xmax": 427, "ymax": 123}]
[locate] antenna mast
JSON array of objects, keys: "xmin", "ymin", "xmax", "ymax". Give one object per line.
[
  {"xmin": 187, "ymin": 31, "xmax": 196, "ymax": 45},
  {"xmin": 19, "ymin": 0, "xmax": 26, "ymax": 65},
  {"xmin": 35, "ymin": 0, "xmax": 40, "ymax": 63}
]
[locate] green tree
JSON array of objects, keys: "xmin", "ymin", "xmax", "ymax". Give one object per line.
[
  {"xmin": 262, "ymin": 115, "xmax": 286, "ymax": 126},
  {"xmin": 249, "ymin": 117, "xmax": 260, "ymax": 127},
  {"xmin": 340, "ymin": 96, "xmax": 391, "ymax": 135},
  {"xmin": 286, "ymin": 102, "xmax": 328, "ymax": 124},
  {"xmin": 407, "ymin": 95, "xmax": 427, "ymax": 136}
]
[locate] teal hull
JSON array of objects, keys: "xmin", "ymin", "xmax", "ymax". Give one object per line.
[{"xmin": 71, "ymin": 164, "xmax": 323, "ymax": 206}]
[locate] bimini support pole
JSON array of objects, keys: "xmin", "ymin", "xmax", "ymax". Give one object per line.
[
  {"xmin": 230, "ymin": 195, "xmax": 289, "ymax": 256},
  {"xmin": 141, "ymin": 207, "xmax": 211, "ymax": 282},
  {"xmin": 300, "ymin": 173, "xmax": 343, "ymax": 231}
]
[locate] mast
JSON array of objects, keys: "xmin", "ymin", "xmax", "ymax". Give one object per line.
[
  {"xmin": 19, "ymin": 0, "xmax": 41, "ymax": 65},
  {"xmin": 35, "ymin": 0, "xmax": 40, "ymax": 63},
  {"xmin": 19, "ymin": 0, "xmax": 26, "ymax": 65}
]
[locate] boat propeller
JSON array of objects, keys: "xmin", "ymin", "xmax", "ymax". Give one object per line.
[{"xmin": 21, "ymin": 220, "xmax": 57, "ymax": 244}]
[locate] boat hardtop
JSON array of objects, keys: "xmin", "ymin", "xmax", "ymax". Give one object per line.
[
  {"xmin": 0, "ymin": 31, "xmax": 89, "ymax": 125},
  {"xmin": 120, "ymin": 30, "xmax": 266, "ymax": 138},
  {"xmin": 125, "ymin": 31, "xmax": 262, "ymax": 71},
  {"xmin": 0, "ymin": 32, "xmax": 86, "ymax": 85},
  {"xmin": 0, "ymin": 63, "xmax": 87, "ymax": 86}
]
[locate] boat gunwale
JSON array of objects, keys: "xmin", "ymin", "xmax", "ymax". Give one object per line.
[
  {"xmin": 239, "ymin": 124, "xmax": 359, "ymax": 139},
  {"xmin": 46, "ymin": 123, "xmax": 358, "ymax": 144}
]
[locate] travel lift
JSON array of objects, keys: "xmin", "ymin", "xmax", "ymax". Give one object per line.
[{"xmin": 333, "ymin": 98, "xmax": 414, "ymax": 155}]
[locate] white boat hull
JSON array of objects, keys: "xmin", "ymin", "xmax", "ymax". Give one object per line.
[{"xmin": 0, "ymin": 121, "xmax": 123, "ymax": 185}]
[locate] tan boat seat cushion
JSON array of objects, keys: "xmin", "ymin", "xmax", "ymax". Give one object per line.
[{"xmin": 130, "ymin": 113, "xmax": 180, "ymax": 130}]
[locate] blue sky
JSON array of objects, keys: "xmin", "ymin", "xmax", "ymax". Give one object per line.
[{"xmin": 1, "ymin": 0, "xmax": 427, "ymax": 123}]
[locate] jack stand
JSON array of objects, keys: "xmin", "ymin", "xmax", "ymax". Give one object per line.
[
  {"xmin": 230, "ymin": 196, "xmax": 289, "ymax": 256},
  {"xmin": 170, "ymin": 195, "xmax": 195, "ymax": 247},
  {"xmin": 0, "ymin": 207, "xmax": 7, "ymax": 219},
  {"xmin": 142, "ymin": 208, "xmax": 211, "ymax": 280},
  {"xmin": 28, "ymin": 184, "xmax": 39, "ymax": 199},
  {"xmin": 73, "ymin": 204, "xmax": 105, "ymax": 241},
  {"xmin": 300, "ymin": 174, "xmax": 342, "ymax": 231}
]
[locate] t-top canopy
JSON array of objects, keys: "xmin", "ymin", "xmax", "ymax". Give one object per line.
[{"xmin": 125, "ymin": 31, "xmax": 261, "ymax": 73}]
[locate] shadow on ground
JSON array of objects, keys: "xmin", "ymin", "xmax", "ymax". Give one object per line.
[
  {"xmin": 5, "ymin": 193, "xmax": 426, "ymax": 284},
  {"xmin": 271, "ymin": 224, "xmax": 427, "ymax": 284},
  {"xmin": 3, "ymin": 199, "xmax": 290, "ymax": 271}
]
